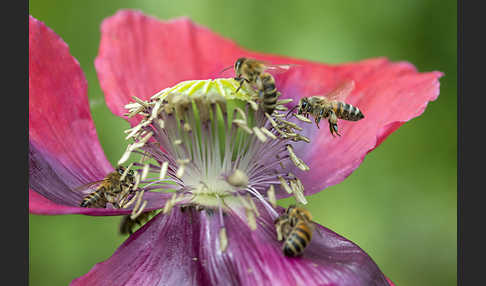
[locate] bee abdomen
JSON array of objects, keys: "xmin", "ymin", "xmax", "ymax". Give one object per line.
[
  {"xmin": 282, "ymin": 224, "xmax": 312, "ymax": 257},
  {"xmin": 80, "ymin": 190, "xmax": 105, "ymax": 208},
  {"xmin": 333, "ymin": 102, "xmax": 364, "ymax": 121},
  {"xmin": 260, "ymin": 73, "xmax": 278, "ymax": 114}
]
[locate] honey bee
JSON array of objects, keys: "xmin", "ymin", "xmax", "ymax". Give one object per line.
[
  {"xmin": 75, "ymin": 166, "xmax": 135, "ymax": 208},
  {"xmin": 233, "ymin": 57, "xmax": 291, "ymax": 115},
  {"xmin": 119, "ymin": 210, "xmax": 158, "ymax": 235},
  {"xmin": 289, "ymin": 80, "xmax": 364, "ymax": 136},
  {"xmin": 274, "ymin": 205, "xmax": 314, "ymax": 257}
]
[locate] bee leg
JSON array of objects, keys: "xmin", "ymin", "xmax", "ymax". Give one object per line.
[
  {"xmin": 314, "ymin": 116, "xmax": 321, "ymax": 129},
  {"xmin": 328, "ymin": 111, "xmax": 341, "ymax": 137},
  {"xmin": 234, "ymin": 77, "xmax": 249, "ymax": 93},
  {"xmin": 329, "ymin": 121, "xmax": 341, "ymax": 137}
]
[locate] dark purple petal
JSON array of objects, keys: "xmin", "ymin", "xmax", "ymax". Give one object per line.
[
  {"xmin": 73, "ymin": 204, "xmax": 390, "ymax": 285},
  {"xmin": 71, "ymin": 209, "xmax": 207, "ymax": 286},
  {"xmin": 201, "ymin": 206, "xmax": 391, "ymax": 286}
]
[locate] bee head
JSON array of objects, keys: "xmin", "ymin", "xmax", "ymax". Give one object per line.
[
  {"xmin": 116, "ymin": 166, "xmax": 126, "ymax": 175},
  {"xmin": 299, "ymin": 98, "xmax": 308, "ymax": 114},
  {"xmin": 286, "ymin": 204, "xmax": 297, "ymax": 215},
  {"xmin": 234, "ymin": 57, "xmax": 246, "ymax": 75}
]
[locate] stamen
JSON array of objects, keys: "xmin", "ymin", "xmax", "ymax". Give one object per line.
[
  {"xmin": 159, "ymin": 161, "xmax": 169, "ymax": 180},
  {"xmin": 163, "ymin": 193, "xmax": 178, "ymax": 214},
  {"xmin": 291, "ymin": 134, "xmax": 311, "ymax": 143},
  {"xmin": 119, "ymin": 162, "xmax": 134, "ymax": 182},
  {"xmin": 246, "ymin": 209, "xmax": 257, "ymax": 230},
  {"xmin": 176, "ymin": 159, "xmax": 190, "ymax": 178},
  {"xmin": 267, "ymin": 185, "xmax": 277, "ymax": 208},
  {"xmin": 234, "ymin": 107, "xmax": 248, "ymax": 122},
  {"xmin": 118, "ymin": 146, "xmax": 132, "ymax": 165},
  {"xmin": 126, "ymin": 105, "xmax": 145, "ymax": 118},
  {"xmin": 287, "ymin": 145, "xmax": 310, "ymax": 171},
  {"xmin": 248, "ymin": 100, "xmax": 259, "ymax": 111},
  {"xmin": 276, "ymin": 98, "xmax": 293, "ymax": 105},
  {"xmin": 130, "ymin": 200, "xmax": 148, "ymax": 220},
  {"xmin": 294, "ymin": 113, "xmax": 313, "ymax": 123},
  {"xmin": 132, "ymin": 171, "xmax": 141, "ymax": 191},
  {"xmin": 290, "ymin": 179, "xmax": 307, "ymax": 204},
  {"xmin": 130, "ymin": 190, "xmax": 146, "ymax": 219},
  {"xmin": 278, "ymin": 176, "xmax": 293, "ymax": 194},
  {"xmin": 227, "ymin": 169, "xmax": 249, "ymax": 188},
  {"xmin": 157, "ymin": 119, "xmax": 165, "ymax": 129},
  {"xmin": 259, "ymin": 126, "xmax": 277, "ymax": 140},
  {"xmin": 219, "ymin": 227, "xmax": 228, "ymax": 252},
  {"xmin": 252, "ymin": 126, "xmax": 267, "ymax": 142},
  {"xmin": 141, "ymin": 163, "xmax": 150, "ymax": 181},
  {"xmin": 117, "ymin": 78, "xmax": 314, "ymax": 234},
  {"xmin": 278, "ymin": 118, "xmax": 303, "ymax": 131},
  {"xmin": 183, "ymin": 122, "xmax": 192, "ymax": 132},
  {"xmin": 131, "ymin": 95, "xmax": 149, "ymax": 108}
]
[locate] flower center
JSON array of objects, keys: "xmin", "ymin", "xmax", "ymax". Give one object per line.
[{"xmin": 118, "ymin": 78, "xmax": 311, "ymax": 235}]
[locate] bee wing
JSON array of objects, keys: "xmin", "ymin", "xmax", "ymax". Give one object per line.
[
  {"xmin": 264, "ymin": 63, "xmax": 299, "ymax": 75},
  {"xmin": 325, "ymin": 80, "xmax": 356, "ymax": 101},
  {"xmin": 73, "ymin": 180, "xmax": 106, "ymax": 192}
]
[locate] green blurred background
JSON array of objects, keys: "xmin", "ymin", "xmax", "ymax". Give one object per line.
[{"xmin": 29, "ymin": 0, "xmax": 456, "ymax": 285}]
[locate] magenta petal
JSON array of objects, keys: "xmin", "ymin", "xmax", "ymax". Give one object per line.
[
  {"xmin": 277, "ymin": 59, "xmax": 443, "ymax": 194},
  {"xmin": 95, "ymin": 10, "xmax": 442, "ymax": 196},
  {"xmin": 29, "ymin": 15, "xmax": 112, "ymax": 178},
  {"xmin": 74, "ymin": 205, "xmax": 391, "ymax": 286},
  {"xmin": 29, "ymin": 15, "xmax": 124, "ymax": 214},
  {"xmin": 96, "ymin": 10, "xmax": 249, "ymax": 119}
]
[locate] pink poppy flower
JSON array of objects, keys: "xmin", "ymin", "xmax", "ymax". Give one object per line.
[{"xmin": 29, "ymin": 9, "xmax": 442, "ymax": 286}]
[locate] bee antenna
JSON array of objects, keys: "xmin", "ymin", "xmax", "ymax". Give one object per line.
[
  {"xmin": 219, "ymin": 65, "xmax": 234, "ymax": 74},
  {"xmin": 286, "ymin": 105, "xmax": 298, "ymax": 118}
]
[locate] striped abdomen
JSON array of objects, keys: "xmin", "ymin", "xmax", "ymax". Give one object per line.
[
  {"xmin": 282, "ymin": 221, "xmax": 313, "ymax": 257},
  {"xmin": 258, "ymin": 73, "xmax": 279, "ymax": 114},
  {"xmin": 80, "ymin": 189, "xmax": 106, "ymax": 208},
  {"xmin": 331, "ymin": 101, "xmax": 364, "ymax": 121}
]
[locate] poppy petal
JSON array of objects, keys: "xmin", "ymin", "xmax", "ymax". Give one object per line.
[
  {"xmin": 95, "ymin": 10, "xmax": 441, "ymax": 197},
  {"xmin": 199, "ymin": 206, "xmax": 391, "ymax": 286},
  {"xmin": 95, "ymin": 10, "xmax": 249, "ymax": 120},
  {"xmin": 29, "ymin": 16, "xmax": 137, "ymax": 215},
  {"xmin": 275, "ymin": 59, "xmax": 442, "ymax": 194},
  {"xmin": 70, "ymin": 210, "xmax": 206, "ymax": 286},
  {"xmin": 73, "ymin": 204, "xmax": 392, "ymax": 286}
]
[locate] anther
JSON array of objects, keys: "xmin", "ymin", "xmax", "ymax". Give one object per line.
[
  {"xmin": 294, "ymin": 113, "xmax": 313, "ymax": 123},
  {"xmin": 278, "ymin": 176, "xmax": 293, "ymax": 194},
  {"xmin": 131, "ymin": 96, "xmax": 150, "ymax": 108},
  {"xmin": 159, "ymin": 161, "xmax": 169, "ymax": 180},
  {"xmin": 120, "ymin": 162, "xmax": 134, "ymax": 182},
  {"xmin": 141, "ymin": 163, "xmax": 150, "ymax": 181},
  {"xmin": 267, "ymin": 185, "xmax": 277, "ymax": 208},
  {"xmin": 252, "ymin": 126, "xmax": 267, "ymax": 142},
  {"xmin": 227, "ymin": 169, "xmax": 249, "ymax": 188},
  {"xmin": 259, "ymin": 126, "xmax": 277, "ymax": 140},
  {"xmin": 287, "ymin": 145, "xmax": 310, "ymax": 171},
  {"xmin": 219, "ymin": 227, "xmax": 228, "ymax": 252}
]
